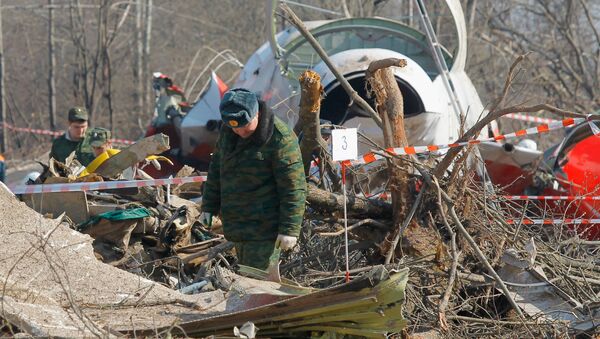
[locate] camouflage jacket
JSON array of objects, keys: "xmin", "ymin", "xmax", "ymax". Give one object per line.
[
  {"xmin": 202, "ymin": 103, "xmax": 307, "ymax": 242},
  {"xmin": 49, "ymin": 132, "xmax": 95, "ymax": 166}
]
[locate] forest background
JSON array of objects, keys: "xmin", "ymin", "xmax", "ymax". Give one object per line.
[{"xmin": 0, "ymin": 0, "xmax": 598, "ymax": 159}]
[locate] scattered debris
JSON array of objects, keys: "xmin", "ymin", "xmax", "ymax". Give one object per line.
[{"xmin": 3, "ymin": 4, "xmax": 600, "ymax": 338}]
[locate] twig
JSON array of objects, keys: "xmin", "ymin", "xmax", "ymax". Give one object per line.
[
  {"xmin": 384, "ymin": 186, "xmax": 425, "ymax": 264},
  {"xmin": 446, "ymin": 203, "xmax": 525, "ymax": 319},
  {"xmin": 318, "ymin": 218, "xmax": 389, "ymax": 236},
  {"xmin": 447, "ymin": 315, "xmax": 550, "ymax": 326},
  {"xmin": 414, "ymin": 164, "xmax": 526, "ymax": 319},
  {"xmin": 431, "ymin": 176, "xmax": 460, "ymax": 331}
]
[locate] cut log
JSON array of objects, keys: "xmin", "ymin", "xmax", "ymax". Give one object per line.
[{"xmin": 306, "ymin": 185, "xmax": 392, "ymax": 218}]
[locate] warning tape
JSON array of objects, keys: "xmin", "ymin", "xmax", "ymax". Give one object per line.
[
  {"xmin": 1, "ymin": 122, "xmax": 135, "ymax": 145},
  {"xmin": 9, "ymin": 176, "xmax": 206, "ymax": 194},
  {"xmin": 346, "ymin": 116, "xmax": 595, "ymax": 167},
  {"xmin": 503, "ymin": 113, "xmax": 559, "ymax": 124},
  {"xmin": 502, "ymin": 195, "xmax": 600, "ymax": 201},
  {"xmin": 109, "ymin": 138, "xmax": 135, "ymax": 145},
  {"xmin": 507, "ymin": 218, "xmax": 600, "ymax": 225}
]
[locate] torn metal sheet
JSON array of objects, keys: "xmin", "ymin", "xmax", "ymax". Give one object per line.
[
  {"xmin": 499, "ymin": 246, "xmax": 599, "ymax": 330},
  {"xmin": 95, "ymin": 133, "xmax": 170, "ymax": 178},
  {"xmin": 21, "ymin": 191, "xmax": 89, "ymax": 224},
  {"xmin": 125, "ymin": 267, "xmax": 409, "ymax": 338}
]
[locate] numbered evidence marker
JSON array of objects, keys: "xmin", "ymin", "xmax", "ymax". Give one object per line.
[{"xmin": 331, "ymin": 128, "xmax": 358, "ymax": 162}]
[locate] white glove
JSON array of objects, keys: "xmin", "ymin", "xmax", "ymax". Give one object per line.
[
  {"xmin": 275, "ymin": 234, "xmax": 297, "ymax": 251},
  {"xmin": 200, "ymin": 212, "xmax": 213, "ymax": 228}
]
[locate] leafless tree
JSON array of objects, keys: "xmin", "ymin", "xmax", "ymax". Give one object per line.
[{"xmin": 469, "ymin": 0, "xmax": 600, "ymax": 114}]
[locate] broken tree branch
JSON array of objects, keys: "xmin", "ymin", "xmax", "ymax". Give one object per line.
[
  {"xmin": 433, "ymin": 55, "xmax": 594, "ymax": 179},
  {"xmin": 432, "ymin": 175, "xmax": 460, "ymax": 331},
  {"xmin": 318, "ymin": 218, "xmax": 389, "ymax": 237},
  {"xmin": 306, "ymin": 185, "xmax": 392, "ymax": 218},
  {"xmin": 298, "ymin": 70, "xmax": 327, "ymax": 176},
  {"xmin": 280, "ymin": 3, "xmax": 383, "ymax": 128},
  {"xmin": 366, "ymin": 58, "xmax": 411, "ymax": 263}
]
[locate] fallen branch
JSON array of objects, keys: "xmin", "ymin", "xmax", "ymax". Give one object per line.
[
  {"xmin": 318, "ymin": 219, "xmax": 389, "ymax": 237},
  {"xmin": 432, "ymin": 176, "xmax": 460, "ymax": 331},
  {"xmin": 280, "ymin": 3, "xmax": 383, "ymax": 128},
  {"xmin": 306, "ymin": 185, "xmax": 392, "ymax": 218}
]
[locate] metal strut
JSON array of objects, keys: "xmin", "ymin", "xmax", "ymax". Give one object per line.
[{"xmin": 414, "ymin": 0, "xmax": 464, "ymax": 122}]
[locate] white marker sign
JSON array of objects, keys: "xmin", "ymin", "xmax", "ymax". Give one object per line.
[{"xmin": 331, "ymin": 128, "xmax": 358, "ymax": 162}]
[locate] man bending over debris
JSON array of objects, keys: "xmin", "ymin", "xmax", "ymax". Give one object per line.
[
  {"xmin": 89, "ymin": 127, "xmax": 113, "ymax": 158},
  {"xmin": 49, "ymin": 106, "xmax": 95, "ymax": 166},
  {"xmin": 201, "ymin": 88, "xmax": 306, "ymax": 270}
]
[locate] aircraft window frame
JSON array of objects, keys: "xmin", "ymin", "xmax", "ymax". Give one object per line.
[{"xmin": 281, "ymin": 18, "xmax": 453, "ymax": 80}]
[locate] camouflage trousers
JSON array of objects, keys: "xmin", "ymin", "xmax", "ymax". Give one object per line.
[{"xmin": 234, "ymin": 240, "xmax": 278, "ymax": 270}]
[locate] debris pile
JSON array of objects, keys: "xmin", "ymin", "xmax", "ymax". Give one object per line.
[
  {"xmin": 5, "ymin": 84, "xmax": 600, "ymax": 338},
  {"xmin": 19, "ymin": 135, "xmax": 231, "ymax": 291}
]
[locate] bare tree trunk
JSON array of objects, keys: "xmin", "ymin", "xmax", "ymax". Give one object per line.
[
  {"xmin": 133, "ymin": 0, "xmax": 143, "ymax": 120},
  {"xmin": 0, "ymin": 0, "xmax": 6, "ymax": 154},
  {"xmin": 99, "ymin": 0, "xmax": 112, "ymax": 132},
  {"xmin": 409, "ymin": 0, "xmax": 415, "ymax": 27},
  {"xmin": 341, "ymin": 0, "xmax": 351, "ymax": 18},
  {"xmin": 69, "ymin": 0, "xmax": 100, "ymax": 122},
  {"xmin": 47, "ymin": 0, "xmax": 56, "ymax": 130},
  {"xmin": 467, "ymin": 0, "xmax": 477, "ymax": 32},
  {"xmin": 142, "ymin": 0, "xmax": 152, "ymax": 117}
]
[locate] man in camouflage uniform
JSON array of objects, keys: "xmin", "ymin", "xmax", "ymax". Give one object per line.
[
  {"xmin": 88, "ymin": 127, "xmax": 113, "ymax": 158},
  {"xmin": 201, "ymin": 88, "xmax": 306, "ymax": 270},
  {"xmin": 49, "ymin": 107, "xmax": 95, "ymax": 166}
]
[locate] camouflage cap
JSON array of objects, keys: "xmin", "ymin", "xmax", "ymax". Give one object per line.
[
  {"xmin": 89, "ymin": 127, "xmax": 111, "ymax": 147},
  {"xmin": 219, "ymin": 88, "xmax": 259, "ymax": 128},
  {"xmin": 68, "ymin": 106, "xmax": 88, "ymax": 122}
]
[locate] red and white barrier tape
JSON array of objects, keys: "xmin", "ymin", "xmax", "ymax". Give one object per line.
[
  {"xmin": 346, "ymin": 116, "xmax": 596, "ymax": 167},
  {"xmin": 503, "ymin": 113, "xmax": 559, "ymax": 124},
  {"xmin": 507, "ymin": 218, "xmax": 600, "ymax": 225},
  {"xmin": 502, "ymin": 195, "xmax": 600, "ymax": 201},
  {"xmin": 109, "ymin": 138, "xmax": 135, "ymax": 145},
  {"xmin": 9, "ymin": 176, "xmax": 206, "ymax": 194},
  {"xmin": 1, "ymin": 122, "xmax": 135, "ymax": 145}
]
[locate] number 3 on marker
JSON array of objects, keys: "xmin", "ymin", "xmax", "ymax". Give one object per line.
[{"xmin": 341, "ymin": 136, "xmax": 347, "ymax": 150}]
